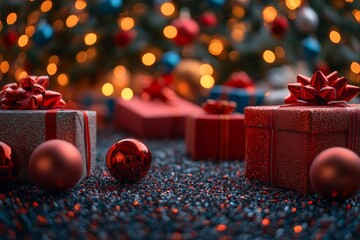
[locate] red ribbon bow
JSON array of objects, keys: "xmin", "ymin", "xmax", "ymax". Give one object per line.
[
  {"xmin": 284, "ymin": 71, "xmax": 360, "ymax": 105},
  {"xmin": 224, "ymin": 71, "xmax": 255, "ymax": 90},
  {"xmin": 0, "ymin": 76, "xmax": 66, "ymax": 110},
  {"xmin": 140, "ymin": 78, "xmax": 175, "ymax": 103},
  {"xmin": 203, "ymin": 99, "xmax": 237, "ymax": 114}
]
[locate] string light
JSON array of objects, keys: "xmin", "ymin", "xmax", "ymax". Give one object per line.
[
  {"xmin": 263, "ymin": 50, "xmax": 276, "ymax": 63},
  {"xmin": 293, "ymin": 225, "xmax": 303, "ymax": 233},
  {"xmin": 119, "ymin": 17, "xmax": 135, "ymax": 31},
  {"xmin": 0, "ymin": 61, "xmax": 10, "ymax": 74},
  {"xmin": 262, "ymin": 6, "xmax": 277, "ymax": 22},
  {"xmin": 285, "ymin": 0, "xmax": 301, "ymax": 10},
  {"xmin": 121, "ymin": 88, "xmax": 134, "ymax": 100},
  {"xmin": 75, "ymin": 0, "xmax": 87, "ymax": 10},
  {"xmin": 18, "ymin": 35, "xmax": 29, "ymax": 47},
  {"xmin": 66, "ymin": 15, "xmax": 79, "ymax": 28},
  {"xmin": 199, "ymin": 64, "xmax": 214, "ymax": 76},
  {"xmin": 84, "ymin": 33, "xmax": 97, "ymax": 45},
  {"xmin": 6, "ymin": 13, "xmax": 17, "ymax": 25},
  {"xmin": 163, "ymin": 25, "xmax": 177, "ymax": 39},
  {"xmin": 142, "ymin": 53, "xmax": 156, "ymax": 66},
  {"xmin": 102, "ymin": 83, "xmax": 114, "ymax": 96},
  {"xmin": 160, "ymin": 2, "xmax": 175, "ymax": 16},
  {"xmin": 47, "ymin": 63, "xmax": 57, "ymax": 75},
  {"xmin": 76, "ymin": 51, "xmax": 87, "ymax": 63},
  {"xmin": 40, "ymin": 1, "xmax": 52, "ymax": 13},
  {"xmin": 350, "ymin": 62, "xmax": 360, "ymax": 74},
  {"xmin": 329, "ymin": 30, "xmax": 341, "ymax": 43},
  {"xmin": 57, "ymin": 73, "xmax": 69, "ymax": 86},
  {"xmin": 209, "ymin": 39, "xmax": 224, "ymax": 56},
  {"xmin": 200, "ymin": 75, "xmax": 215, "ymax": 89}
]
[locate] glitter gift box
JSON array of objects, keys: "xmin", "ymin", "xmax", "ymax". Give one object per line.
[
  {"xmin": 115, "ymin": 96, "xmax": 203, "ymax": 138},
  {"xmin": 0, "ymin": 110, "xmax": 97, "ymax": 182},
  {"xmin": 245, "ymin": 71, "xmax": 360, "ymax": 193},
  {"xmin": 209, "ymin": 86, "xmax": 265, "ymax": 114},
  {"xmin": 185, "ymin": 100, "xmax": 245, "ymax": 160}
]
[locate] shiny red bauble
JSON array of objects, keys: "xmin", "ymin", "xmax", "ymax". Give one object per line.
[
  {"xmin": 29, "ymin": 140, "xmax": 84, "ymax": 193},
  {"xmin": 106, "ymin": 138, "xmax": 152, "ymax": 184},
  {"xmin": 310, "ymin": 147, "xmax": 360, "ymax": 202},
  {"xmin": 270, "ymin": 16, "xmax": 289, "ymax": 38},
  {"xmin": 171, "ymin": 17, "xmax": 200, "ymax": 46},
  {"xmin": 0, "ymin": 141, "xmax": 17, "ymax": 182}
]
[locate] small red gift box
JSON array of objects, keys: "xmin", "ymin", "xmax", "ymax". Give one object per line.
[
  {"xmin": 185, "ymin": 100, "xmax": 245, "ymax": 160},
  {"xmin": 115, "ymin": 96, "xmax": 203, "ymax": 138},
  {"xmin": 245, "ymin": 71, "xmax": 360, "ymax": 193}
]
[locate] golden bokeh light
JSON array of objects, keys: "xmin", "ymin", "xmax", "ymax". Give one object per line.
[
  {"xmin": 353, "ymin": 9, "xmax": 360, "ymax": 23},
  {"xmin": 7, "ymin": 13, "xmax": 17, "ymax": 25},
  {"xmin": 47, "ymin": 63, "xmax": 57, "ymax": 75},
  {"xmin": 0, "ymin": 61, "xmax": 10, "ymax": 74},
  {"xmin": 275, "ymin": 46, "xmax": 285, "ymax": 58},
  {"xmin": 18, "ymin": 35, "xmax": 29, "ymax": 47},
  {"xmin": 329, "ymin": 30, "xmax": 341, "ymax": 43},
  {"xmin": 15, "ymin": 69, "xmax": 28, "ymax": 81},
  {"xmin": 86, "ymin": 48, "xmax": 97, "ymax": 60},
  {"xmin": 121, "ymin": 87, "xmax": 134, "ymax": 100},
  {"xmin": 41, "ymin": 1, "xmax": 53, "ymax": 13},
  {"xmin": 53, "ymin": 20, "xmax": 64, "ymax": 31},
  {"xmin": 262, "ymin": 6, "xmax": 277, "ymax": 22},
  {"xmin": 263, "ymin": 50, "xmax": 276, "ymax": 63},
  {"xmin": 200, "ymin": 75, "xmax": 215, "ymax": 89},
  {"xmin": 285, "ymin": 0, "xmax": 301, "ymax": 10},
  {"xmin": 49, "ymin": 55, "xmax": 59, "ymax": 64},
  {"xmin": 163, "ymin": 25, "xmax": 177, "ymax": 39},
  {"xmin": 160, "ymin": 2, "xmax": 175, "ymax": 16},
  {"xmin": 232, "ymin": 6, "xmax": 245, "ymax": 18},
  {"xmin": 57, "ymin": 73, "xmax": 69, "ymax": 86},
  {"xmin": 102, "ymin": 83, "xmax": 114, "ymax": 96},
  {"xmin": 114, "ymin": 65, "xmax": 126, "ymax": 78},
  {"xmin": 119, "ymin": 17, "xmax": 135, "ymax": 31},
  {"xmin": 25, "ymin": 25, "xmax": 35, "ymax": 37},
  {"xmin": 350, "ymin": 62, "xmax": 360, "ymax": 74},
  {"xmin": 75, "ymin": 0, "xmax": 87, "ymax": 10},
  {"xmin": 142, "ymin": 53, "xmax": 156, "ymax": 66},
  {"xmin": 66, "ymin": 15, "xmax": 79, "ymax": 28},
  {"xmin": 199, "ymin": 64, "xmax": 214, "ymax": 76},
  {"xmin": 209, "ymin": 39, "xmax": 224, "ymax": 56},
  {"xmin": 84, "ymin": 33, "xmax": 97, "ymax": 45},
  {"xmin": 232, "ymin": 28, "xmax": 245, "ymax": 41},
  {"xmin": 76, "ymin": 51, "xmax": 87, "ymax": 63}
]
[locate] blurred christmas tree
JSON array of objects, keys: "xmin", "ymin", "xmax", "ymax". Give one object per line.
[{"xmin": 0, "ymin": 0, "xmax": 359, "ymax": 101}]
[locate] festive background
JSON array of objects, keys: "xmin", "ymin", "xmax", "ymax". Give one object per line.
[{"xmin": 1, "ymin": 0, "xmax": 360, "ymax": 239}]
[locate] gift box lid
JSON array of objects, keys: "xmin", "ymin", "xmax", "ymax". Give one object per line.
[{"xmin": 244, "ymin": 105, "xmax": 360, "ymax": 134}]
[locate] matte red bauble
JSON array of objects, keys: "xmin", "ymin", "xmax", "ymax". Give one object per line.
[
  {"xmin": 270, "ymin": 16, "xmax": 289, "ymax": 38},
  {"xmin": 172, "ymin": 17, "xmax": 200, "ymax": 46},
  {"xmin": 29, "ymin": 140, "xmax": 84, "ymax": 193},
  {"xmin": 310, "ymin": 147, "xmax": 360, "ymax": 202},
  {"xmin": 0, "ymin": 141, "xmax": 18, "ymax": 181},
  {"xmin": 106, "ymin": 138, "xmax": 152, "ymax": 184}
]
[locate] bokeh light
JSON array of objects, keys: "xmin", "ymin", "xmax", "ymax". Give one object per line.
[
  {"xmin": 0, "ymin": 61, "xmax": 10, "ymax": 74},
  {"xmin": 119, "ymin": 17, "xmax": 135, "ymax": 31},
  {"xmin": 84, "ymin": 33, "xmax": 97, "ymax": 45},
  {"xmin": 160, "ymin": 2, "xmax": 175, "ymax": 16},
  {"xmin": 262, "ymin": 6, "xmax": 277, "ymax": 22},
  {"xmin": 57, "ymin": 73, "xmax": 69, "ymax": 86},
  {"xmin": 75, "ymin": 0, "xmax": 87, "ymax": 10},
  {"xmin": 163, "ymin": 25, "xmax": 177, "ymax": 39},
  {"xmin": 66, "ymin": 15, "xmax": 79, "ymax": 28},
  {"xmin": 18, "ymin": 35, "xmax": 29, "ymax": 47},
  {"xmin": 350, "ymin": 62, "xmax": 360, "ymax": 74},
  {"xmin": 121, "ymin": 87, "xmax": 134, "ymax": 100},
  {"xmin": 329, "ymin": 30, "xmax": 341, "ymax": 44},
  {"xmin": 263, "ymin": 50, "xmax": 276, "ymax": 63},
  {"xmin": 102, "ymin": 83, "xmax": 114, "ymax": 96},
  {"xmin": 142, "ymin": 53, "xmax": 156, "ymax": 66},
  {"xmin": 285, "ymin": 0, "xmax": 301, "ymax": 10},
  {"xmin": 7, "ymin": 13, "xmax": 17, "ymax": 25},
  {"xmin": 47, "ymin": 63, "xmax": 57, "ymax": 75},
  {"xmin": 200, "ymin": 75, "xmax": 215, "ymax": 89},
  {"xmin": 41, "ymin": 1, "xmax": 53, "ymax": 13},
  {"xmin": 209, "ymin": 39, "xmax": 224, "ymax": 56},
  {"xmin": 199, "ymin": 64, "xmax": 214, "ymax": 76}
]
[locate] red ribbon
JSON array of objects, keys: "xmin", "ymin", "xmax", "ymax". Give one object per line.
[
  {"xmin": 45, "ymin": 109, "xmax": 92, "ymax": 176},
  {"xmin": 0, "ymin": 76, "xmax": 66, "ymax": 110},
  {"xmin": 140, "ymin": 78, "xmax": 175, "ymax": 103},
  {"xmin": 203, "ymin": 99, "xmax": 237, "ymax": 114},
  {"xmin": 224, "ymin": 71, "xmax": 255, "ymax": 91},
  {"xmin": 285, "ymin": 71, "xmax": 360, "ymax": 105}
]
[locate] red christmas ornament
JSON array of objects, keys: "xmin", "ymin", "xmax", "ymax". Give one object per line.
[
  {"xmin": 310, "ymin": 147, "xmax": 360, "ymax": 202},
  {"xmin": 172, "ymin": 17, "xmax": 200, "ymax": 46},
  {"xmin": 270, "ymin": 16, "xmax": 289, "ymax": 38},
  {"xmin": 224, "ymin": 71, "xmax": 255, "ymax": 90},
  {"xmin": 29, "ymin": 140, "xmax": 84, "ymax": 193},
  {"xmin": 106, "ymin": 138, "xmax": 152, "ymax": 183},
  {"xmin": 114, "ymin": 30, "xmax": 136, "ymax": 47},
  {"xmin": 202, "ymin": 99, "xmax": 237, "ymax": 114},
  {"xmin": 199, "ymin": 11, "xmax": 218, "ymax": 28},
  {"xmin": 0, "ymin": 141, "xmax": 17, "ymax": 181},
  {"xmin": 2, "ymin": 29, "xmax": 19, "ymax": 47}
]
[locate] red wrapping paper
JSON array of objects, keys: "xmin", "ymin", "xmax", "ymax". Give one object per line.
[
  {"xmin": 114, "ymin": 96, "xmax": 203, "ymax": 138},
  {"xmin": 185, "ymin": 112, "xmax": 245, "ymax": 160},
  {"xmin": 244, "ymin": 105, "xmax": 360, "ymax": 193}
]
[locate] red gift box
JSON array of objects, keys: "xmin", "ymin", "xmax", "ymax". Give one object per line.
[
  {"xmin": 114, "ymin": 96, "xmax": 203, "ymax": 138},
  {"xmin": 185, "ymin": 100, "xmax": 245, "ymax": 160},
  {"xmin": 245, "ymin": 71, "xmax": 360, "ymax": 193}
]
